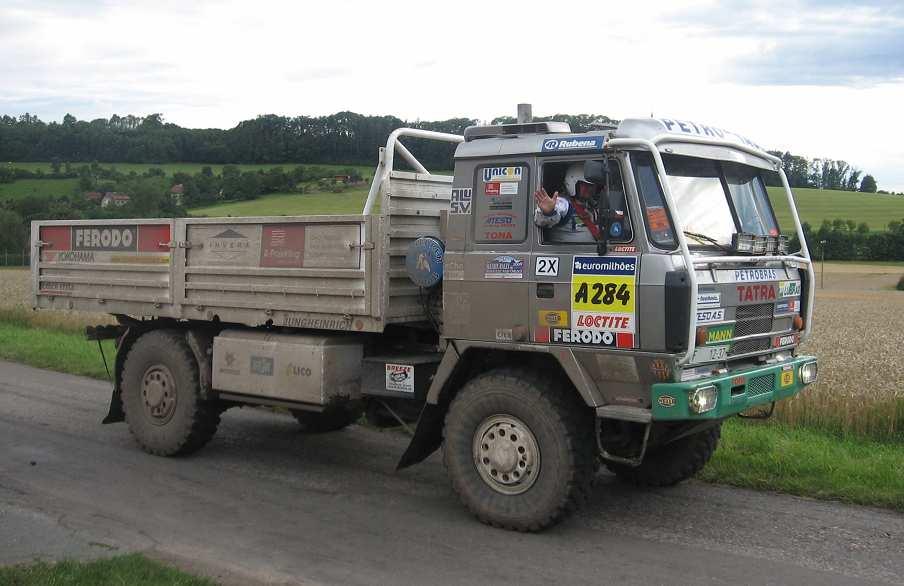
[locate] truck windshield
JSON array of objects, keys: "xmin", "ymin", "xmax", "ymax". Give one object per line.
[{"xmin": 631, "ymin": 152, "xmax": 779, "ymax": 249}]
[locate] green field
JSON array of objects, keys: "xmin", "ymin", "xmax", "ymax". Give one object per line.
[
  {"xmin": 8, "ymin": 161, "xmax": 373, "ymax": 176},
  {"xmin": 190, "ymin": 187, "xmax": 370, "ymax": 216},
  {"xmin": 0, "ymin": 177, "xmax": 79, "ymax": 201},
  {"xmin": 0, "ymin": 554, "xmax": 214, "ymax": 586},
  {"xmin": 767, "ymin": 186, "xmax": 904, "ymax": 231}
]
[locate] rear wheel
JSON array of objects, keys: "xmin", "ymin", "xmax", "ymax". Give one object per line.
[
  {"xmin": 443, "ymin": 368, "xmax": 595, "ymax": 532},
  {"xmin": 121, "ymin": 330, "xmax": 220, "ymax": 456},
  {"xmin": 606, "ymin": 423, "xmax": 721, "ymax": 486}
]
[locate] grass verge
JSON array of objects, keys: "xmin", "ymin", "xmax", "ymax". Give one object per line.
[
  {"xmin": 0, "ymin": 318, "xmax": 113, "ymax": 379},
  {"xmin": 0, "ymin": 553, "xmax": 215, "ymax": 585},
  {"xmin": 701, "ymin": 418, "xmax": 904, "ymax": 511}
]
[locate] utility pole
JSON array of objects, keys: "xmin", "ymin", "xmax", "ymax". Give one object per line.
[{"xmin": 819, "ymin": 240, "xmax": 827, "ymax": 288}]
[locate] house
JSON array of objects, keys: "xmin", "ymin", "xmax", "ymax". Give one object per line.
[
  {"xmin": 84, "ymin": 191, "xmax": 104, "ymax": 203},
  {"xmin": 170, "ymin": 183, "xmax": 185, "ymax": 206},
  {"xmin": 101, "ymin": 192, "xmax": 130, "ymax": 208}
]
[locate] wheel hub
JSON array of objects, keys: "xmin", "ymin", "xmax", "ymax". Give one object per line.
[
  {"xmin": 473, "ymin": 415, "xmax": 540, "ymax": 495},
  {"xmin": 141, "ymin": 365, "xmax": 177, "ymax": 425}
]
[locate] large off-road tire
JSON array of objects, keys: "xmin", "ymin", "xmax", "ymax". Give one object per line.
[
  {"xmin": 121, "ymin": 330, "xmax": 220, "ymax": 456},
  {"xmin": 290, "ymin": 405, "xmax": 360, "ymax": 433},
  {"xmin": 605, "ymin": 423, "xmax": 721, "ymax": 487},
  {"xmin": 443, "ymin": 368, "xmax": 596, "ymax": 532}
]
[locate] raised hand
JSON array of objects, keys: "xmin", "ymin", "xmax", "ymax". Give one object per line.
[{"xmin": 534, "ymin": 188, "xmax": 559, "ymax": 215}]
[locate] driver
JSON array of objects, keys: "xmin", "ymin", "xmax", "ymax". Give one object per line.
[{"xmin": 533, "ymin": 163, "xmax": 604, "ymax": 242}]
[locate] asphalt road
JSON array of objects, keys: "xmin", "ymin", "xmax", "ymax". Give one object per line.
[{"xmin": 1, "ymin": 359, "xmax": 902, "ymax": 586}]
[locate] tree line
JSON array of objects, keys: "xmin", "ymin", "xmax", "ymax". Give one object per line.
[{"xmin": 766, "ymin": 150, "xmax": 878, "ymax": 193}]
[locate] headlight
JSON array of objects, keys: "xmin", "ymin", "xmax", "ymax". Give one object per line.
[
  {"xmin": 689, "ymin": 385, "xmax": 718, "ymax": 414},
  {"xmin": 799, "ymin": 361, "xmax": 818, "ymax": 384}
]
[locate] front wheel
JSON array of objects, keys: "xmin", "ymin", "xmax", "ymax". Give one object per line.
[
  {"xmin": 443, "ymin": 368, "xmax": 596, "ymax": 532},
  {"xmin": 605, "ymin": 423, "xmax": 722, "ymax": 486}
]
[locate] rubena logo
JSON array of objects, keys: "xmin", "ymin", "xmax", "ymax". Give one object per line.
[{"xmin": 541, "ymin": 136, "xmax": 606, "ymax": 152}]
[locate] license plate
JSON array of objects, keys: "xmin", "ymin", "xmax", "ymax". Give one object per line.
[
  {"xmin": 780, "ymin": 368, "xmax": 794, "ymax": 387},
  {"xmin": 693, "ymin": 345, "xmax": 728, "ymax": 363}
]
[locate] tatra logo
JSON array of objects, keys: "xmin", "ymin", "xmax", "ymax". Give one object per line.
[{"xmin": 737, "ymin": 284, "xmax": 776, "ymax": 302}]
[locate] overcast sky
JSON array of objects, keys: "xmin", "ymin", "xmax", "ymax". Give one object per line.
[{"xmin": 2, "ymin": 0, "xmax": 903, "ymax": 190}]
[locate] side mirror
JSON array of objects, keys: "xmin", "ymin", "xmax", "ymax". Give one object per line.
[{"xmin": 583, "ymin": 160, "xmax": 607, "ymax": 185}]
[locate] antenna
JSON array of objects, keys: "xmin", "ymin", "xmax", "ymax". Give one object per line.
[{"xmin": 517, "ymin": 103, "xmax": 533, "ymax": 124}]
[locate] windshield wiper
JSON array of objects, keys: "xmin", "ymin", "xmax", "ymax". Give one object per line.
[{"xmin": 683, "ymin": 231, "xmax": 730, "ymax": 252}]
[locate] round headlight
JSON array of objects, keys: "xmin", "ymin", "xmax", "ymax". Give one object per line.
[
  {"xmin": 800, "ymin": 361, "xmax": 818, "ymax": 384},
  {"xmin": 689, "ymin": 385, "xmax": 718, "ymax": 414}
]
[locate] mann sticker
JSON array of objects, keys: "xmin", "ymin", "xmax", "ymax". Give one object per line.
[
  {"xmin": 386, "ymin": 363, "xmax": 414, "ymax": 393},
  {"xmin": 696, "ymin": 308, "xmax": 725, "ymax": 324},
  {"xmin": 778, "ymin": 280, "xmax": 802, "ymax": 297},
  {"xmin": 482, "ymin": 166, "xmax": 522, "ymax": 182},
  {"xmin": 705, "ymin": 324, "xmax": 734, "ymax": 345},
  {"xmin": 541, "ymin": 136, "xmax": 606, "ymax": 152},
  {"xmin": 485, "ymin": 255, "xmax": 524, "ymax": 279},
  {"xmin": 775, "ymin": 298, "xmax": 801, "ymax": 314},
  {"xmin": 450, "ymin": 188, "xmax": 472, "ymax": 214},
  {"xmin": 697, "ymin": 291, "xmax": 721, "ymax": 307},
  {"xmin": 571, "ymin": 256, "xmax": 637, "ymax": 342},
  {"xmin": 537, "ymin": 310, "xmax": 568, "ymax": 327}
]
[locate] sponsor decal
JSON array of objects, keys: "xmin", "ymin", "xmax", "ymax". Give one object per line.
[
  {"xmin": 680, "ymin": 366, "xmax": 713, "ymax": 382},
  {"xmin": 261, "ymin": 224, "xmax": 305, "ymax": 268},
  {"xmin": 385, "ymin": 363, "xmax": 415, "ymax": 393},
  {"xmin": 697, "ymin": 291, "xmax": 721, "ymax": 307},
  {"xmin": 778, "ymin": 280, "xmax": 802, "ymax": 297},
  {"xmin": 450, "ymin": 188, "xmax": 472, "ymax": 214},
  {"xmin": 551, "ymin": 328, "xmax": 616, "ymax": 347},
  {"xmin": 705, "ymin": 324, "xmax": 734, "ymax": 345},
  {"xmin": 56, "ymin": 251, "xmax": 95, "ymax": 263},
  {"xmin": 72, "ymin": 225, "xmax": 137, "ymax": 251},
  {"xmin": 538, "ymin": 310, "xmax": 568, "ymax": 327},
  {"xmin": 485, "ymin": 255, "xmax": 524, "ymax": 279},
  {"xmin": 737, "ymin": 284, "xmax": 776, "ymax": 302},
  {"xmin": 250, "ymin": 355, "xmax": 274, "ymax": 376},
  {"xmin": 650, "ymin": 359, "xmax": 672, "ymax": 382},
  {"xmin": 206, "ymin": 228, "xmax": 251, "ymax": 261},
  {"xmin": 39, "ymin": 282, "xmax": 74, "ymax": 295},
  {"xmin": 541, "ymin": 136, "xmax": 606, "ymax": 152},
  {"xmin": 573, "ymin": 312, "xmax": 633, "ymax": 332},
  {"xmin": 658, "ymin": 395, "xmax": 676, "ymax": 408},
  {"xmin": 483, "ymin": 230, "xmax": 513, "ymax": 240},
  {"xmin": 495, "ymin": 328, "xmax": 513, "ymax": 342},
  {"xmin": 657, "ymin": 118, "xmax": 763, "ymax": 150},
  {"xmin": 285, "ymin": 363, "xmax": 312, "ymax": 377},
  {"xmin": 571, "ymin": 256, "xmax": 637, "ymax": 342},
  {"xmin": 281, "ymin": 316, "xmax": 353, "ymax": 330},
  {"xmin": 482, "ymin": 166, "xmax": 522, "ymax": 182},
  {"xmin": 484, "ymin": 213, "xmax": 515, "ymax": 227},
  {"xmin": 219, "ymin": 351, "xmax": 240, "ymax": 376},
  {"xmin": 488, "ymin": 201, "xmax": 513, "ymax": 211},
  {"xmin": 535, "ymin": 256, "xmax": 559, "ymax": 277},
  {"xmin": 775, "ymin": 298, "xmax": 801, "ymax": 314},
  {"xmin": 444, "ymin": 257, "xmax": 464, "ymax": 281},
  {"xmin": 733, "ymin": 268, "xmax": 778, "ymax": 282},
  {"xmin": 732, "ymin": 376, "xmax": 746, "ymax": 386},
  {"xmin": 780, "ymin": 364, "xmax": 794, "ymax": 387},
  {"xmin": 773, "ymin": 333, "xmax": 799, "ymax": 348},
  {"xmin": 485, "ymin": 181, "xmax": 501, "ymax": 196},
  {"xmin": 693, "ymin": 345, "xmax": 728, "ymax": 363},
  {"xmin": 610, "ymin": 244, "xmax": 637, "ymax": 253},
  {"xmin": 500, "ymin": 182, "xmax": 519, "ymax": 195},
  {"xmin": 696, "ymin": 307, "xmax": 725, "ymax": 324}
]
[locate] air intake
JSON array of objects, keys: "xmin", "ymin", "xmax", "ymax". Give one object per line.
[{"xmin": 464, "ymin": 121, "xmax": 572, "ymax": 142}]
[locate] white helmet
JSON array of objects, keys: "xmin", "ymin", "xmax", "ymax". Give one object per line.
[{"xmin": 564, "ymin": 163, "xmax": 589, "ymax": 197}]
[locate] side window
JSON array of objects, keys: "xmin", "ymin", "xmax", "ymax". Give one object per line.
[
  {"xmin": 538, "ymin": 159, "xmax": 633, "ymax": 245},
  {"xmin": 631, "ymin": 152, "xmax": 677, "ymax": 249},
  {"xmin": 473, "ymin": 164, "xmax": 529, "ymax": 243}
]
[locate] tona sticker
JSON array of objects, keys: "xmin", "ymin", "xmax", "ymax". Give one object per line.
[
  {"xmin": 696, "ymin": 308, "xmax": 725, "ymax": 324},
  {"xmin": 450, "ymin": 188, "xmax": 472, "ymax": 214},
  {"xmin": 538, "ymin": 310, "xmax": 568, "ymax": 327},
  {"xmin": 385, "ymin": 363, "xmax": 415, "ymax": 393},
  {"xmin": 485, "ymin": 255, "xmax": 524, "ymax": 279}
]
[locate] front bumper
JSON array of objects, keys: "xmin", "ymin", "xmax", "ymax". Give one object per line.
[{"xmin": 651, "ymin": 356, "xmax": 817, "ymax": 421}]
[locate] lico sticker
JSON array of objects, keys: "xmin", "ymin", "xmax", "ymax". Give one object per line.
[
  {"xmin": 535, "ymin": 256, "xmax": 559, "ymax": 277},
  {"xmin": 696, "ymin": 308, "xmax": 725, "ymax": 324},
  {"xmin": 385, "ymin": 363, "xmax": 414, "ymax": 393},
  {"xmin": 692, "ymin": 345, "xmax": 728, "ymax": 363}
]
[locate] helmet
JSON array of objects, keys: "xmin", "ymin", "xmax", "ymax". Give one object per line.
[{"xmin": 564, "ymin": 163, "xmax": 591, "ymax": 198}]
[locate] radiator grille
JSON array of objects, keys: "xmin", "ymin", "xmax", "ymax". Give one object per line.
[
  {"xmin": 729, "ymin": 337, "xmax": 771, "ymax": 356},
  {"xmin": 735, "ymin": 303, "xmax": 774, "ymax": 337},
  {"xmin": 747, "ymin": 374, "xmax": 775, "ymax": 397}
]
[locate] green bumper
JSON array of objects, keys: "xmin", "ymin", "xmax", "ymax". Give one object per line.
[{"xmin": 651, "ymin": 356, "xmax": 817, "ymax": 421}]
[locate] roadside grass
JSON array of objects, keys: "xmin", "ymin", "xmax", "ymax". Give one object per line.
[
  {"xmin": 702, "ymin": 418, "xmax": 904, "ymax": 512},
  {"xmin": 0, "ymin": 553, "xmax": 215, "ymax": 586},
  {"xmin": 189, "ymin": 186, "xmax": 369, "ymax": 216},
  {"xmin": 0, "ymin": 313, "xmax": 114, "ymax": 379},
  {"xmin": 767, "ymin": 186, "xmax": 904, "ymax": 232},
  {"xmin": 8, "ymin": 161, "xmax": 373, "ymax": 177},
  {"xmin": 0, "ymin": 178, "xmax": 79, "ymax": 201}
]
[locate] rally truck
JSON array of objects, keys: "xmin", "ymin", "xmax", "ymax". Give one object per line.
[{"xmin": 30, "ymin": 111, "xmax": 818, "ymax": 531}]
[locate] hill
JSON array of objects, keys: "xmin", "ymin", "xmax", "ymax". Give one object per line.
[
  {"xmin": 190, "ymin": 188, "xmax": 369, "ymax": 217},
  {"xmin": 767, "ymin": 187, "xmax": 904, "ymax": 232}
]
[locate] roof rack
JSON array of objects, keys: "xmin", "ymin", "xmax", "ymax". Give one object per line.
[{"xmin": 464, "ymin": 121, "xmax": 571, "ymax": 142}]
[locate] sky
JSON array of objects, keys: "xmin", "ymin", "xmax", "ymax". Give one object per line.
[{"xmin": 2, "ymin": 0, "xmax": 904, "ymax": 191}]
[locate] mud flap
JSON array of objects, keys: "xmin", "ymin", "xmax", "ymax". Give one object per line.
[
  {"xmin": 102, "ymin": 388, "xmax": 125, "ymax": 424},
  {"xmin": 396, "ymin": 403, "xmax": 446, "ymax": 470}
]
